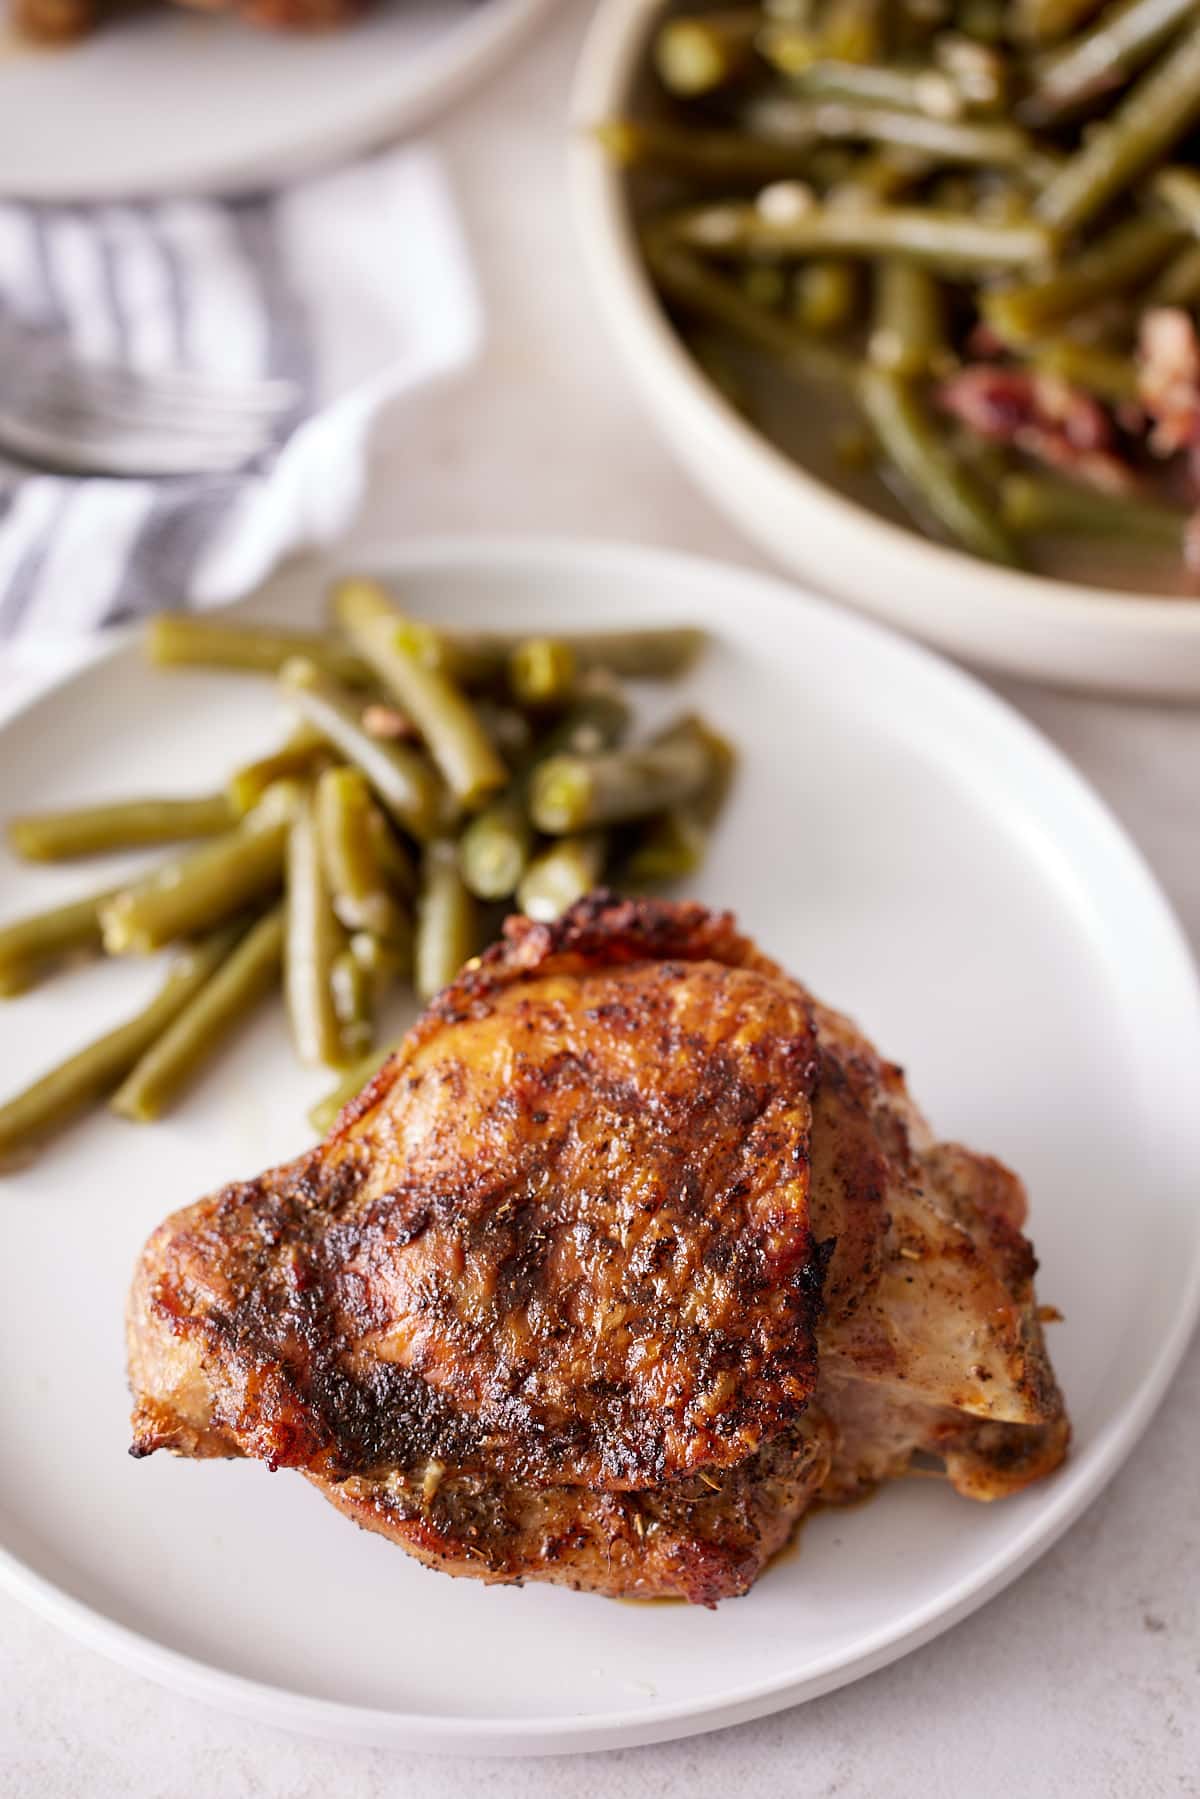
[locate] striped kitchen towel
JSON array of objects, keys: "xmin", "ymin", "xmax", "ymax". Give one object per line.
[{"xmin": 0, "ymin": 146, "xmax": 480, "ymax": 642}]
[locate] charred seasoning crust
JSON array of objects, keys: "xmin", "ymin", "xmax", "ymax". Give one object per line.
[
  {"xmin": 320, "ymin": 1409, "xmax": 837, "ymax": 1607},
  {"xmin": 334, "ymin": 890, "xmax": 784, "ymax": 1137},
  {"xmin": 131, "ymin": 893, "xmax": 830, "ymax": 1496}
]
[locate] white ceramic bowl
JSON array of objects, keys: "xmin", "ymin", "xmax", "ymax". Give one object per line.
[{"xmin": 568, "ymin": 0, "xmax": 1200, "ymax": 697}]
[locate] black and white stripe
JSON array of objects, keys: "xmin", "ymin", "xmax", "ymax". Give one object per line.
[
  {"xmin": 0, "ymin": 189, "xmax": 309, "ymax": 640},
  {"xmin": 0, "ymin": 147, "xmax": 480, "ymax": 644}
]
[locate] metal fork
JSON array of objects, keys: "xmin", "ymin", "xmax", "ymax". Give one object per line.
[{"xmin": 0, "ymin": 332, "xmax": 299, "ymax": 479}]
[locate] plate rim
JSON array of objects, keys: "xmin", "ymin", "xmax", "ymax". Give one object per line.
[
  {"xmin": 2, "ymin": 532, "xmax": 1199, "ymax": 1754},
  {"xmin": 0, "ymin": 0, "xmax": 556, "ymax": 202}
]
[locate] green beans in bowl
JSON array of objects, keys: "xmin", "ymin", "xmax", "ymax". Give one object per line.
[{"xmin": 571, "ymin": 0, "xmax": 1200, "ymax": 692}]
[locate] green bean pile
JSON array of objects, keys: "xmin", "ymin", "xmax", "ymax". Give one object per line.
[
  {"xmin": 601, "ymin": 0, "xmax": 1200, "ymax": 580},
  {"xmin": 0, "ymin": 586, "xmax": 733, "ymax": 1165}
]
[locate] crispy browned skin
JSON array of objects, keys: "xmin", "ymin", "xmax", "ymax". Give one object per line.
[
  {"xmin": 127, "ymin": 894, "xmax": 1069, "ymax": 1605},
  {"xmin": 322, "ymin": 1411, "xmax": 836, "ymax": 1605}
]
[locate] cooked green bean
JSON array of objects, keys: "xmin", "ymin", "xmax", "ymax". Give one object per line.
[
  {"xmin": 754, "ymin": 17, "xmax": 820, "ymax": 74},
  {"xmin": 5, "ymin": 573, "xmax": 737, "ymax": 1143},
  {"xmin": 929, "ymin": 170, "xmax": 976, "ymax": 213},
  {"xmin": 625, "ymin": 723, "xmax": 737, "ymax": 885},
  {"xmin": 1022, "ymin": 0, "xmax": 1198, "ymax": 122},
  {"xmin": 458, "ymin": 799, "xmax": 535, "ymax": 901},
  {"xmin": 331, "ymin": 949, "xmax": 374, "ymax": 1061},
  {"xmin": 793, "ymin": 258, "xmax": 860, "ymax": 331},
  {"xmin": 0, "ymin": 882, "xmax": 123, "ymax": 997},
  {"xmin": 983, "ymin": 216, "xmax": 1180, "ymax": 341},
  {"xmin": 1036, "ymin": 19, "xmax": 1200, "ymax": 237},
  {"xmin": 868, "ymin": 260, "xmax": 949, "ymax": 375},
  {"xmin": 279, "ymin": 656, "xmax": 444, "ymax": 841},
  {"xmin": 977, "ymin": 179, "xmax": 1034, "ymax": 225},
  {"xmin": 800, "ymin": 144, "xmax": 862, "ymax": 189},
  {"xmin": 1151, "ymin": 239, "xmax": 1200, "ymax": 305},
  {"xmin": 516, "ymin": 834, "xmax": 609, "ymax": 923},
  {"xmin": 823, "ymin": 0, "xmax": 886, "ymax": 58},
  {"xmin": 934, "ymin": 35, "xmax": 1009, "ymax": 113},
  {"xmin": 477, "ymin": 700, "xmax": 535, "ymax": 766},
  {"xmin": 145, "ymin": 613, "xmax": 369, "ymax": 685},
  {"xmin": 828, "ymin": 145, "xmax": 934, "ymax": 205},
  {"xmin": 557, "ymin": 626, "xmax": 708, "ymax": 682},
  {"xmin": 667, "ymin": 198, "xmax": 1052, "ymax": 271},
  {"xmin": 741, "ymin": 262, "xmax": 788, "ymax": 310},
  {"xmin": 227, "ymin": 725, "xmax": 330, "ymax": 816},
  {"xmin": 858, "ymin": 365, "xmax": 1021, "ymax": 564},
  {"xmin": 466, "ymin": 677, "xmax": 636, "ymax": 894},
  {"xmin": 100, "ymin": 784, "xmax": 296, "ymax": 955},
  {"xmin": 530, "ymin": 714, "xmax": 717, "ymax": 834},
  {"xmin": 957, "ymin": 0, "xmax": 1007, "ymax": 38},
  {"xmin": 743, "ymin": 93, "xmax": 1044, "ymax": 172},
  {"xmin": 0, "ymin": 930, "xmax": 235, "ymax": 1166},
  {"xmin": 1151, "ymin": 165, "xmax": 1200, "ymax": 234},
  {"xmin": 777, "ymin": 54, "xmax": 964, "ymax": 118},
  {"xmin": 285, "ymin": 787, "xmax": 347, "ymax": 1070},
  {"xmin": 7, "ymin": 792, "xmax": 236, "ymax": 862},
  {"xmin": 1030, "ymin": 339, "xmax": 1139, "ymax": 401},
  {"xmin": 1000, "ymin": 473, "xmax": 1186, "ymax": 546},
  {"xmin": 415, "ymin": 840, "xmax": 480, "ymax": 1002},
  {"xmin": 624, "ymin": 812, "xmax": 710, "ymax": 886},
  {"xmin": 368, "ymin": 808, "xmax": 418, "ymax": 898},
  {"xmin": 332, "ymin": 581, "xmax": 508, "ymax": 808},
  {"xmin": 508, "ymin": 638, "xmax": 578, "ymax": 709},
  {"xmin": 536, "ymin": 673, "xmax": 634, "ymax": 759},
  {"xmin": 349, "ymin": 926, "xmax": 413, "ymax": 989},
  {"xmin": 315, "ymin": 766, "xmax": 410, "ymax": 942},
  {"xmin": 895, "ymin": 0, "xmax": 948, "ymax": 50},
  {"xmin": 645, "ymin": 228, "xmax": 856, "ymax": 384},
  {"xmin": 460, "ymin": 676, "xmax": 636, "ymax": 899},
  {"xmin": 1017, "ymin": 0, "xmax": 1106, "ymax": 44},
  {"xmin": 110, "ymin": 908, "xmax": 285, "ymax": 1123},
  {"xmin": 834, "ymin": 422, "xmax": 877, "ymax": 467},
  {"xmin": 309, "ymin": 1039, "xmax": 401, "ymax": 1135},
  {"xmin": 654, "ymin": 9, "xmax": 761, "ymax": 94},
  {"xmin": 517, "ymin": 628, "xmax": 706, "ymax": 683},
  {"xmin": 384, "ymin": 621, "xmax": 508, "ymax": 690},
  {"xmin": 409, "ymin": 620, "xmax": 707, "ymax": 686},
  {"xmin": 946, "ymin": 424, "xmax": 1013, "ymax": 491},
  {"xmin": 594, "ymin": 117, "xmax": 815, "ymax": 184}
]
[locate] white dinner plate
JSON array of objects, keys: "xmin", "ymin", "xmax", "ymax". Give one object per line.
[
  {"xmin": 1, "ymin": 538, "xmax": 1198, "ymax": 1755},
  {"xmin": 0, "ymin": 0, "xmax": 553, "ymax": 200}
]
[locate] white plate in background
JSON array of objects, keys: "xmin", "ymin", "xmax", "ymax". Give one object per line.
[
  {"xmin": 0, "ymin": 538, "xmax": 1197, "ymax": 1752},
  {"xmin": 0, "ymin": 0, "xmax": 553, "ymax": 199}
]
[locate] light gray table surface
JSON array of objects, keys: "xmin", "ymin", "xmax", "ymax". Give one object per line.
[{"xmin": 3, "ymin": 4, "xmax": 1199, "ymax": 1793}]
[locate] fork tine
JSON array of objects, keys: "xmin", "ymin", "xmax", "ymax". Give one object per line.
[
  {"xmin": 3, "ymin": 318, "xmax": 299, "ymax": 411},
  {"xmin": 18, "ymin": 371, "xmax": 298, "ymax": 431},
  {"xmin": 0, "ymin": 331, "xmax": 301, "ymax": 477},
  {"xmin": 18, "ymin": 354, "xmax": 298, "ymax": 416},
  {"xmin": 31, "ymin": 390, "xmax": 288, "ymax": 445},
  {"xmin": 0, "ymin": 409, "xmax": 277, "ymax": 478},
  {"xmin": 19, "ymin": 393, "xmax": 280, "ymax": 450},
  {"xmin": 88, "ymin": 369, "xmax": 297, "ymax": 410}
]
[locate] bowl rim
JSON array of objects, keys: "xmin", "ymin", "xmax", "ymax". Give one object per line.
[{"xmin": 567, "ymin": 0, "xmax": 1200, "ymax": 648}]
